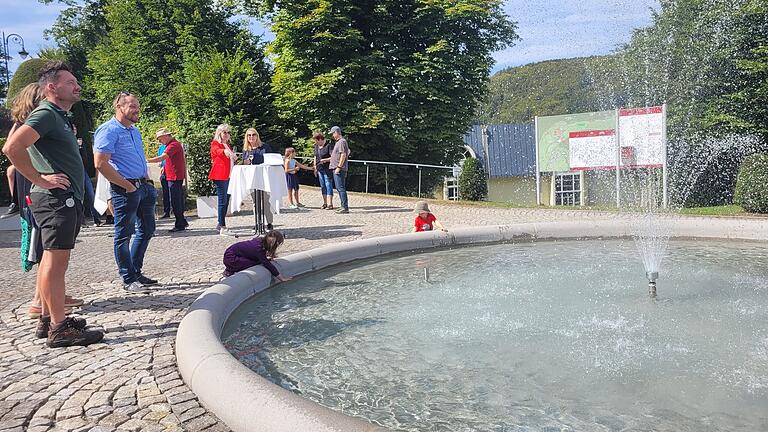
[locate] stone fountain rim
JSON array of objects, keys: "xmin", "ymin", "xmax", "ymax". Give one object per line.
[{"xmin": 175, "ymin": 218, "xmax": 768, "ymax": 432}]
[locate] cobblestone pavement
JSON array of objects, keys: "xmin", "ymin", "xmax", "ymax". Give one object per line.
[{"xmin": 0, "ymin": 188, "xmax": 643, "ymax": 431}]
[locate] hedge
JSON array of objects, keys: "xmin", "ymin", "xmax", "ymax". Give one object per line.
[
  {"xmin": 734, "ymin": 153, "xmax": 768, "ymax": 213},
  {"xmin": 458, "ymin": 157, "xmax": 487, "ymax": 201}
]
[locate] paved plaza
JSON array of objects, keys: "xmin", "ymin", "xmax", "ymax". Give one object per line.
[{"xmin": 0, "ymin": 188, "xmax": 678, "ymax": 431}]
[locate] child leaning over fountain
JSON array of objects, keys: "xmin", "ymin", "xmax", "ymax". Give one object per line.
[
  {"xmin": 412, "ymin": 201, "xmax": 447, "ymax": 232},
  {"xmin": 222, "ymin": 230, "xmax": 292, "ymax": 281}
]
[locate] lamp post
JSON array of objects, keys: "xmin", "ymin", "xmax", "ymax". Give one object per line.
[{"xmin": 2, "ymin": 31, "xmax": 29, "ymax": 94}]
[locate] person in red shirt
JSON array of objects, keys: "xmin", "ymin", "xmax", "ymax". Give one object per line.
[
  {"xmin": 148, "ymin": 128, "xmax": 188, "ymax": 232},
  {"xmin": 208, "ymin": 124, "xmax": 237, "ymax": 236},
  {"xmin": 412, "ymin": 201, "xmax": 447, "ymax": 232}
]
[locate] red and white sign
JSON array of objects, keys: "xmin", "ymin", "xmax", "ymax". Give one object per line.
[
  {"xmin": 568, "ymin": 129, "xmax": 617, "ymax": 170},
  {"xmin": 618, "ymin": 106, "xmax": 664, "ymax": 168}
]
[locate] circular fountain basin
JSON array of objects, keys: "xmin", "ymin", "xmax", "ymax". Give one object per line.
[
  {"xmin": 223, "ymin": 238, "xmax": 768, "ymax": 431},
  {"xmin": 175, "ymin": 219, "xmax": 768, "ymax": 432}
]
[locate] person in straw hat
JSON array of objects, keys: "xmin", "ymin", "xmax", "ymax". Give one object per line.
[
  {"xmin": 148, "ymin": 128, "xmax": 188, "ymax": 232},
  {"xmin": 412, "ymin": 200, "xmax": 447, "ymax": 232}
]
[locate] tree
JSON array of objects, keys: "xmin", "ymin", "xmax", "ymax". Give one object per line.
[
  {"xmin": 245, "ymin": 0, "xmax": 518, "ymax": 195},
  {"xmin": 86, "ymin": 0, "xmax": 247, "ymax": 121},
  {"xmin": 0, "ymin": 46, "xmax": 8, "ymax": 100},
  {"xmin": 607, "ymin": 0, "xmax": 768, "ymax": 206},
  {"xmin": 172, "ymin": 48, "xmax": 279, "ymax": 196}
]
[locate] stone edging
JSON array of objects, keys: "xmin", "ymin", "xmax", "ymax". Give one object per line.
[{"xmin": 175, "ymin": 218, "xmax": 768, "ymax": 432}]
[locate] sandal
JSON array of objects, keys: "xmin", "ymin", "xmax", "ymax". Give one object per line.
[
  {"xmin": 326, "ymin": 205, "xmax": 334, "ymax": 210},
  {"xmin": 321, "ymin": 204, "xmax": 327, "ymax": 209},
  {"xmin": 28, "ymin": 305, "xmax": 73, "ymax": 319}
]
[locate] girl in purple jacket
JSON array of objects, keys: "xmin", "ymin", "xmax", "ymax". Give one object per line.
[{"xmin": 222, "ymin": 230, "xmax": 292, "ymax": 281}]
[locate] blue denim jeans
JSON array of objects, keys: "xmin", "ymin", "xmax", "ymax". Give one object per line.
[
  {"xmin": 333, "ymin": 170, "xmax": 348, "ymax": 210},
  {"xmin": 110, "ymin": 182, "xmax": 157, "ymax": 283},
  {"xmin": 318, "ymin": 170, "xmax": 333, "ymax": 198},
  {"xmin": 214, "ymin": 179, "xmax": 230, "ymax": 227}
]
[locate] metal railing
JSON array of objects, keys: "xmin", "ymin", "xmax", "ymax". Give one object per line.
[{"xmin": 297, "ymin": 156, "xmax": 456, "ymax": 198}]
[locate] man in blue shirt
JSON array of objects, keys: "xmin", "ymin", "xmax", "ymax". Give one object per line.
[{"xmin": 94, "ymin": 92, "xmax": 157, "ymax": 293}]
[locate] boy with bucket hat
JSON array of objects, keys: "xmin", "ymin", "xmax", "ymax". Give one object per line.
[{"xmin": 412, "ymin": 201, "xmax": 447, "ymax": 232}]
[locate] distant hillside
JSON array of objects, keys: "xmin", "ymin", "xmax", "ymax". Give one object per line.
[{"xmin": 478, "ymin": 56, "xmax": 617, "ymax": 124}]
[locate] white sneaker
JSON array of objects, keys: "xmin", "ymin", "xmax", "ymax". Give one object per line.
[
  {"xmin": 220, "ymin": 227, "xmax": 238, "ymax": 237},
  {"xmin": 288, "ymin": 204, "xmax": 298, "ymax": 209},
  {"xmin": 123, "ymin": 281, "xmax": 151, "ymax": 294}
]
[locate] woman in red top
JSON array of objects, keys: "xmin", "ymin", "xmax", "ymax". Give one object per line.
[{"xmin": 208, "ymin": 124, "xmax": 237, "ymax": 236}]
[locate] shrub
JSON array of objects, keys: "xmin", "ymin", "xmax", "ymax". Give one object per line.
[
  {"xmin": 6, "ymin": 59, "xmax": 47, "ymax": 102},
  {"xmin": 734, "ymin": 153, "xmax": 768, "ymax": 213},
  {"xmin": 458, "ymin": 157, "xmax": 487, "ymax": 201}
]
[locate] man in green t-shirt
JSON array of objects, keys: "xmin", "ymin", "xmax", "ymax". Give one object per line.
[{"xmin": 2, "ymin": 61, "xmax": 103, "ymax": 348}]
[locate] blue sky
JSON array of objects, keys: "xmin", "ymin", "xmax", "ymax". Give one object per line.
[{"xmin": 1, "ymin": 0, "xmax": 659, "ymax": 76}]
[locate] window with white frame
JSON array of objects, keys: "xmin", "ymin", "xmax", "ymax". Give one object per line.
[{"xmin": 555, "ymin": 172, "xmax": 581, "ymax": 206}]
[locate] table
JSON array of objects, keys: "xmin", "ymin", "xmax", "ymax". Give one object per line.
[{"xmin": 228, "ymin": 164, "xmax": 288, "ymax": 234}]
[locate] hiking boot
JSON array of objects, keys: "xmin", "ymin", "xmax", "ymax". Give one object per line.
[
  {"xmin": 137, "ymin": 275, "xmax": 158, "ymax": 286},
  {"xmin": 36, "ymin": 315, "xmax": 87, "ymax": 339},
  {"xmin": 46, "ymin": 317, "xmax": 104, "ymax": 348},
  {"xmin": 123, "ymin": 281, "xmax": 151, "ymax": 294}
]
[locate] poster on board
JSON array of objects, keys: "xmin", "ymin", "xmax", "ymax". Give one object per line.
[
  {"xmin": 568, "ymin": 129, "xmax": 617, "ymax": 170},
  {"xmin": 618, "ymin": 106, "xmax": 664, "ymax": 167}
]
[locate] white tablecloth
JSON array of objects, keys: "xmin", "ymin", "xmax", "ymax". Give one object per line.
[
  {"xmin": 227, "ymin": 164, "xmax": 288, "ymax": 214},
  {"xmin": 94, "ymin": 173, "xmax": 111, "ymax": 216}
]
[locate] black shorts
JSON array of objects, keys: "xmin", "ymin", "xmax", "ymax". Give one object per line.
[{"xmin": 29, "ymin": 191, "xmax": 83, "ymax": 250}]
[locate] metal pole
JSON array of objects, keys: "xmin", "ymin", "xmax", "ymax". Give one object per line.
[
  {"xmin": 481, "ymin": 125, "xmax": 491, "ymax": 179},
  {"xmin": 662, "ymin": 103, "xmax": 668, "ymax": 208},
  {"xmin": 2, "ymin": 32, "xmax": 28, "ymax": 94},
  {"xmin": 385, "ymin": 166, "xmax": 389, "ymax": 195},
  {"xmin": 615, "ymin": 109, "xmax": 621, "ymax": 208},
  {"xmin": 365, "ymin": 163, "xmax": 369, "ymax": 193},
  {"xmin": 418, "ymin": 167, "xmax": 422, "ymax": 198},
  {"xmin": 534, "ymin": 116, "xmax": 541, "ymax": 206}
]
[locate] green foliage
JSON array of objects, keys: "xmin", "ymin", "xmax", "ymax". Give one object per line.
[
  {"xmin": 478, "ymin": 56, "xmax": 615, "ymax": 124},
  {"xmin": 458, "ymin": 157, "xmax": 487, "ymax": 201},
  {"xmin": 601, "ymin": 0, "xmax": 768, "ymax": 207},
  {"xmin": 86, "ymin": 0, "xmax": 245, "ymax": 122},
  {"xmin": 248, "ymin": 0, "xmax": 517, "ymax": 195},
  {"xmin": 172, "ymin": 48, "xmax": 279, "ymax": 196},
  {"xmin": 734, "ymin": 153, "xmax": 768, "ymax": 213}
]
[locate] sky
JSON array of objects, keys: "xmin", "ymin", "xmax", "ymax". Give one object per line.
[{"xmin": 0, "ymin": 0, "xmax": 659, "ymax": 77}]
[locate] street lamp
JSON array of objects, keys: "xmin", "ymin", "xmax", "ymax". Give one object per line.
[{"xmin": 2, "ymin": 31, "xmax": 29, "ymax": 94}]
